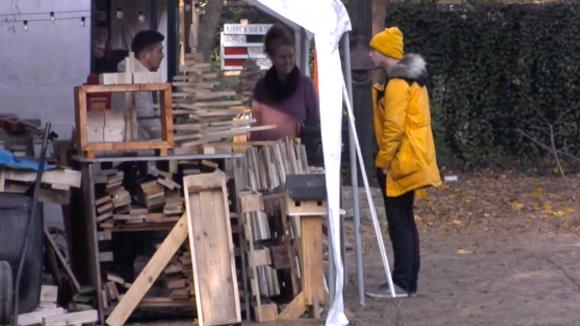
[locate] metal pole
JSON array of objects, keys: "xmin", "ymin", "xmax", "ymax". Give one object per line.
[{"xmin": 342, "ymin": 33, "xmax": 365, "ymax": 305}]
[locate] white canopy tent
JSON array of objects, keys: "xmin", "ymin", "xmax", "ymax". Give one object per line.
[{"xmin": 241, "ymin": 1, "xmax": 403, "ymax": 325}]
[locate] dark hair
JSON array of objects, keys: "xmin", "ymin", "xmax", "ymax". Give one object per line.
[
  {"xmin": 131, "ymin": 30, "xmax": 164, "ymax": 57},
  {"xmin": 264, "ymin": 25, "xmax": 294, "ymax": 57}
]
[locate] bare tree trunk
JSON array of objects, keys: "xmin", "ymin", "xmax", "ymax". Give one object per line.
[
  {"xmin": 372, "ymin": 0, "xmax": 387, "ymax": 35},
  {"xmin": 372, "ymin": 0, "xmax": 387, "ymax": 83},
  {"xmin": 197, "ymin": 0, "xmax": 224, "ymax": 61}
]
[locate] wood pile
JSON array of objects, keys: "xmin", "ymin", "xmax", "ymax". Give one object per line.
[
  {"xmin": 0, "ymin": 168, "xmax": 81, "ymax": 205},
  {"xmin": 94, "ymin": 167, "xmax": 185, "ymax": 231},
  {"xmin": 17, "ymin": 285, "xmax": 98, "ymax": 326},
  {"xmin": 239, "ymin": 139, "xmax": 310, "ymax": 192},
  {"xmin": 158, "ymin": 243, "xmax": 194, "ymax": 301},
  {"xmin": 170, "ymin": 54, "xmax": 272, "ymax": 155},
  {"xmin": 101, "ymin": 243, "xmax": 194, "ymax": 311},
  {"xmin": 91, "ymin": 160, "xmax": 225, "ymax": 322}
]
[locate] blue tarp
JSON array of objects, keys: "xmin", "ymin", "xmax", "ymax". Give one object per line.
[{"xmin": 0, "ymin": 149, "xmax": 52, "ymax": 171}]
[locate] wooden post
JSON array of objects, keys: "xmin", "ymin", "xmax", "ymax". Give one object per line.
[{"xmin": 301, "ymin": 216, "xmax": 325, "ymax": 307}]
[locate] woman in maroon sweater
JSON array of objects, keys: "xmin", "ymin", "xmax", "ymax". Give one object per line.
[{"xmin": 251, "ymin": 25, "xmax": 319, "ymax": 141}]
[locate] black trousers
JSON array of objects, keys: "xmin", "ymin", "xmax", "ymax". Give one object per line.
[{"xmin": 376, "ymin": 170, "xmax": 420, "ymax": 293}]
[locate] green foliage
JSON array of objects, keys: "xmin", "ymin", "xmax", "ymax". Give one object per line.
[{"xmin": 387, "ymin": 1, "xmax": 580, "ymax": 167}]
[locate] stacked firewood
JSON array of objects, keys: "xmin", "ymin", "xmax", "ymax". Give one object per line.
[{"xmin": 170, "ymin": 54, "xmax": 272, "ymax": 154}]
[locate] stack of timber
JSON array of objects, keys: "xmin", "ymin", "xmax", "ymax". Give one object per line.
[
  {"xmin": 101, "ymin": 243, "xmax": 194, "ymax": 311},
  {"xmin": 239, "ymin": 139, "xmax": 310, "ymax": 192},
  {"xmin": 94, "ymin": 167, "xmax": 185, "ymax": 231},
  {"xmin": 170, "ymin": 54, "xmax": 272, "ymax": 154},
  {"xmin": 157, "ymin": 243, "xmax": 194, "ymax": 302},
  {"xmin": 0, "ymin": 167, "xmax": 81, "ymax": 205},
  {"xmin": 17, "ymin": 285, "xmax": 98, "ymax": 326}
]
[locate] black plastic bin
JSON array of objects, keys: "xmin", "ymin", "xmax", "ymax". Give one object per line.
[{"xmin": 0, "ymin": 193, "xmax": 43, "ymax": 315}]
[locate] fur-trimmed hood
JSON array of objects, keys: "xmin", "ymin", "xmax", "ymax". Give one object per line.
[{"xmin": 387, "ymin": 53, "xmax": 428, "ymax": 86}]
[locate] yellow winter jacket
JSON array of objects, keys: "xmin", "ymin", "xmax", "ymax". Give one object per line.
[{"xmin": 373, "ymin": 54, "xmax": 441, "ymax": 197}]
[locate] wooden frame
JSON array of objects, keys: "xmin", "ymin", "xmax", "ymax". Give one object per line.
[
  {"xmin": 75, "ymin": 83, "xmax": 174, "ymax": 159},
  {"xmin": 183, "ymin": 171, "xmax": 241, "ymax": 326}
]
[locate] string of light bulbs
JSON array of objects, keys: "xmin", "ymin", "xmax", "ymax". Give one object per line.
[
  {"xmin": 0, "ymin": 0, "xmax": 210, "ymax": 32},
  {"xmin": 0, "ymin": 0, "xmax": 209, "ymax": 17}
]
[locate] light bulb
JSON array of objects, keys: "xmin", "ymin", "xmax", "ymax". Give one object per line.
[
  {"xmin": 23, "ymin": 20, "xmax": 28, "ymax": 31},
  {"xmin": 81, "ymin": 17, "xmax": 86, "ymax": 27},
  {"xmin": 116, "ymin": 8, "xmax": 123, "ymax": 20},
  {"xmin": 138, "ymin": 11, "xmax": 145, "ymax": 23},
  {"xmin": 50, "ymin": 12, "xmax": 55, "ymax": 22}
]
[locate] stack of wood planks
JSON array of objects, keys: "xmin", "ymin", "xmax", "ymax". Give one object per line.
[
  {"xmin": 158, "ymin": 243, "xmax": 194, "ymax": 301},
  {"xmin": 101, "ymin": 243, "xmax": 194, "ymax": 311},
  {"xmin": 239, "ymin": 139, "xmax": 310, "ymax": 192},
  {"xmin": 170, "ymin": 53, "xmax": 272, "ymax": 155},
  {"xmin": 94, "ymin": 167, "xmax": 185, "ymax": 231},
  {"xmin": 17, "ymin": 285, "xmax": 98, "ymax": 326},
  {"xmin": 0, "ymin": 168, "xmax": 81, "ymax": 205}
]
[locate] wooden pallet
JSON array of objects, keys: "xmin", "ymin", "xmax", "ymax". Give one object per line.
[
  {"xmin": 75, "ymin": 83, "xmax": 174, "ymax": 159},
  {"xmin": 183, "ymin": 171, "xmax": 241, "ymax": 326}
]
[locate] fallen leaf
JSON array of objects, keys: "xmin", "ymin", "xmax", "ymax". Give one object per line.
[
  {"xmin": 464, "ymin": 312, "xmax": 478, "ymax": 318},
  {"xmin": 511, "ymin": 202, "xmax": 524, "ymax": 210},
  {"xmin": 457, "ymin": 249, "xmax": 474, "ymax": 255},
  {"xmin": 552, "ymin": 210, "xmax": 566, "ymax": 217}
]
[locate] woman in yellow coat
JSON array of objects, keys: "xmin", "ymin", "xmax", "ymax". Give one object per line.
[{"xmin": 367, "ymin": 27, "xmax": 441, "ymax": 298}]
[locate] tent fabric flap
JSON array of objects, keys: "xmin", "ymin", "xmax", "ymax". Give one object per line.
[{"xmin": 242, "ymin": 1, "xmax": 352, "ymax": 325}]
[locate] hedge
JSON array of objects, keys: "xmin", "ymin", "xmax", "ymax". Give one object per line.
[{"xmin": 386, "ymin": 1, "xmax": 580, "ymax": 167}]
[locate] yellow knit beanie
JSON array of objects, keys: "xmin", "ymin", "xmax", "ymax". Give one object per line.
[{"xmin": 369, "ymin": 27, "xmax": 404, "ymax": 60}]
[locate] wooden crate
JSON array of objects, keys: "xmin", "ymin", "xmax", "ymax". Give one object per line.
[{"xmin": 75, "ymin": 83, "xmax": 174, "ymax": 159}]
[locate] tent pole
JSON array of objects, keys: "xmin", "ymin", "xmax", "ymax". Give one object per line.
[{"xmin": 342, "ymin": 33, "xmax": 365, "ymax": 305}]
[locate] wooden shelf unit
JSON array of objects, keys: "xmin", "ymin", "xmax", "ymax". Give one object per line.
[{"xmin": 74, "ymin": 83, "xmax": 174, "ymax": 159}]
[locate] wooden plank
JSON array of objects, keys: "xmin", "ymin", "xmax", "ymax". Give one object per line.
[
  {"xmin": 254, "ymin": 303, "xmax": 278, "ymax": 322},
  {"xmin": 97, "ymin": 230, "xmax": 112, "ymax": 241},
  {"xmin": 105, "ymin": 215, "xmax": 188, "ymax": 326},
  {"xmin": 84, "ymin": 140, "xmax": 171, "ymax": 151},
  {"xmin": 80, "ymin": 83, "xmax": 169, "ymax": 94},
  {"xmin": 5, "ymin": 169, "xmax": 81, "ymax": 188},
  {"xmin": 239, "ymin": 192, "xmax": 264, "ymax": 213},
  {"xmin": 17, "ymin": 308, "xmax": 66, "ymax": 326},
  {"xmin": 99, "ymin": 251, "xmax": 114, "ymax": 262},
  {"xmin": 42, "ymin": 309, "xmax": 98, "ymax": 326},
  {"xmin": 184, "ymin": 171, "xmax": 241, "ymax": 326},
  {"xmin": 301, "ymin": 216, "xmax": 326, "ymax": 306},
  {"xmin": 75, "ymin": 87, "xmax": 88, "ymax": 152},
  {"xmin": 40, "ymin": 285, "xmax": 58, "ymax": 303},
  {"xmin": 44, "ymin": 228, "xmax": 81, "ymax": 292},
  {"xmin": 277, "ymin": 292, "xmax": 306, "ymax": 320},
  {"xmin": 250, "ymin": 248, "xmax": 272, "ymax": 267}
]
